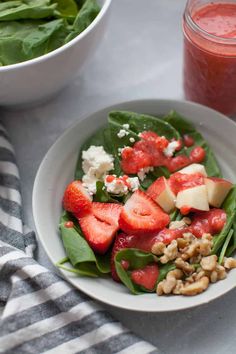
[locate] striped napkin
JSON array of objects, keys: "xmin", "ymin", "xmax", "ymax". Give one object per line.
[{"xmin": 0, "ymin": 121, "xmax": 159, "ymax": 354}]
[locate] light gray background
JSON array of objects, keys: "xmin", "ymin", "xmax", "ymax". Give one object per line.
[{"xmin": 2, "ymin": 1, "xmax": 236, "ymax": 353}]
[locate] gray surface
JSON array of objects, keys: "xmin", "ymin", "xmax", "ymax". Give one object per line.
[{"xmin": 2, "ymin": 1, "xmax": 236, "ymax": 353}]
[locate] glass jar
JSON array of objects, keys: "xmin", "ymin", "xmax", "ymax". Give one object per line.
[{"xmin": 183, "ymin": 0, "xmax": 236, "ymax": 116}]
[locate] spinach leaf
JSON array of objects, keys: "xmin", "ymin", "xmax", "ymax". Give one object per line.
[
  {"xmin": 164, "ymin": 110, "xmax": 222, "ymax": 177},
  {"xmin": 58, "ymin": 212, "xmax": 110, "ymax": 277},
  {"xmin": 0, "ymin": 0, "xmax": 57, "ymax": 21},
  {"xmin": 115, "ymin": 248, "xmax": 175, "ymax": 294},
  {"xmin": 212, "ymin": 185, "xmax": 236, "ymax": 255},
  {"xmin": 218, "ymin": 229, "xmax": 234, "ymax": 264},
  {"xmin": 0, "ymin": 19, "xmax": 69, "ymax": 65},
  {"xmin": 226, "ymin": 221, "xmax": 236, "ymax": 257},
  {"xmin": 65, "ymin": 0, "xmax": 100, "ymax": 42},
  {"xmin": 53, "ymin": 0, "xmax": 78, "ymax": 20}
]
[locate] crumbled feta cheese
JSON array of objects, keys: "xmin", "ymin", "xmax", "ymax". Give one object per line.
[
  {"xmin": 117, "ymin": 129, "xmax": 129, "ymax": 138},
  {"xmin": 105, "ymin": 178, "xmax": 129, "ymax": 195},
  {"xmin": 82, "ymin": 146, "xmax": 114, "ymax": 194},
  {"xmin": 137, "ymin": 166, "xmax": 154, "ymax": 181},
  {"xmin": 105, "ymin": 175, "xmax": 140, "ymax": 195},
  {"xmin": 129, "ymin": 137, "xmax": 135, "ymax": 143},
  {"xmin": 123, "ymin": 124, "xmax": 130, "ymax": 130},
  {"xmin": 127, "ymin": 177, "xmax": 140, "ymax": 191},
  {"xmin": 163, "ymin": 141, "xmax": 179, "ymax": 157}
]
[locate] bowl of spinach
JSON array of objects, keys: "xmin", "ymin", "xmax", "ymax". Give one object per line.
[{"xmin": 0, "ymin": 0, "xmax": 112, "ymax": 106}]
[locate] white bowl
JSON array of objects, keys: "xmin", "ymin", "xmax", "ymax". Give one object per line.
[
  {"xmin": 0, "ymin": 0, "xmax": 112, "ymax": 107},
  {"xmin": 33, "ymin": 99, "xmax": 236, "ymax": 312}
]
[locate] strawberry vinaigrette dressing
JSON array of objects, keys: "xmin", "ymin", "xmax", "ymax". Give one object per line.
[{"xmin": 183, "ymin": 1, "xmax": 236, "ymax": 115}]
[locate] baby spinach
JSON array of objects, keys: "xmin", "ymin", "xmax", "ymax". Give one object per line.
[
  {"xmin": 212, "ymin": 185, "xmax": 236, "ymax": 255},
  {"xmin": 115, "ymin": 248, "xmax": 175, "ymax": 294},
  {"xmin": 57, "ymin": 212, "xmax": 110, "ymax": 277},
  {"xmin": 0, "ymin": 0, "xmax": 57, "ymax": 21},
  {"xmin": 164, "ymin": 110, "xmax": 222, "ymax": 177},
  {"xmin": 65, "ymin": 0, "xmax": 100, "ymax": 42},
  {"xmin": 0, "ymin": 0, "xmax": 100, "ymax": 65}
]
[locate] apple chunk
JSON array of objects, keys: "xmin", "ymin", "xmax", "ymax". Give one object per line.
[
  {"xmin": 176, "ymin": 185, "xmax": 209, "ymax": 212},
  {"xmin": 205, "ymin": 177, "xmax": 233, "ymax": 207},
  {"xmin": 178, "ymin": 163, "xmax": 207, "ymax": 177},
  {"xmin": 146, "ymin": 176, "xmax": 176, "ymax": 213}
]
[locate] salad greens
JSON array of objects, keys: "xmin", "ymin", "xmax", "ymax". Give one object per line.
[
  {"xmin": 0, "ymin": 0, "xmax": 100, "ymax": 66},
  {"xmin": 57, "ymin": 212, "xmax": 110, "ymax": 277},
  {"xmin": 58, "ymin": 109, "xmax": 236, "ymax": 295}
]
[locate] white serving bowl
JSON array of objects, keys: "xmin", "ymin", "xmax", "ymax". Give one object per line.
[
  {"xmin": 33, "ymin": 99, "xmax": 236, "ymax": 312},
  {"xmin": 0, "ymin": 0, "xmax": 112, "ymax": 107}
]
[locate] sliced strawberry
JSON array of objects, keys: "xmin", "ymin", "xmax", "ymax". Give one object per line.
[
  {"xmin": 121, "ymin": 147, "xmax": 152, "ymax": 174},
  {"xmin": 111, "ymin": 233, "xmax": 134, "ymax": 281},
  {"xmin": 165, "ymin": 155, "xmax": 190, "ymax": 172},
  {"xmin": 146, "ymin": 176, "xmax": 166, "ymax": 200},
  {"xmin": 139, "ymin": 131, "xmax": 159, "ymax": 140},
  {"xmin": 156, "ymin": 227, "xmax": 188, "ymax": 244},
  {"xmin": 92, "ymin": 202, "xmax": 122, "ymax": 227},
  {"xmin": 79, "ymin": 203, "xmax": 122, "ymax": 254},
  {"xmin": 63, "ymin": 180, "xmax": 92, "ymax": 216},
  {"xmin": 190, "ymin": 208, "xmax": 227, "ymax": 238},
  {"xmin": 130, "ymin": 264, "xmax": 159, "ymax": 291},
  {"xmin": 169, "ymin": 172, "xmax": 204, "ymax": 195},
  {"xmin": 134, "ymin": 140, "xmax": 167, "ymax": 166},
  {"xmin": 119, "ymin": 190, "xmax": 170, "ymax": 234}
]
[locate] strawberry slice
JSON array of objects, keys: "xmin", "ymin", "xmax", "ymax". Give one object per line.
[
  {"xmin": 130, "ymin": 264, "xmax": 159, "ymax": 291},
  {"xmin": 79, "ymin": 203, "xmax": 122, "ymax": 254},
  {"xmin": 121, "ymin": 147, "xmax": 152, "ymax": 174},
  {"xmin": 111, "ymin": 233, "xmax": 134, "ymax": 281},
  {"xmin": 119, "ymin": 190, "xmax": 170, "ymax": 234},
  {"xmin": 63, "ymin": 180, "xmax": 92, "ymax": 216}
]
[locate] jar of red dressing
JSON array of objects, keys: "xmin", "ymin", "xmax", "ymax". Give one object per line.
[{"xmin": 183, "ymin": 0, "xmax": 236, "ymax": 116}]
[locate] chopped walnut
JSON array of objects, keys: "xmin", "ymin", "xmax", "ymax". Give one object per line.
[
  {"xmin": 177, "ymin": 238, "xmax": 188, "ymax": 249},
  {"xmin": 210, "ymin": 270, "xmax": 218, "ymax": 283},
  {"xmin": 156, "ymin": 269, "xmax": 183, "ymax": 295},
  {"xmin": 198, "ymin": 239, "xmax": 212, "ymax": 256},
  {"xmin": 202, "ymin": 233, "xmax": 213, "ymax": 241},
  {"xmin": 173, "ymin": 280, "xmax": 184, "ymax": 294},
  {"xmin": 175, "ymin": 258, "xmax": 195, "ymax": 275},
  {"xmin": 151, "ymin": 242, "xmax": 165, "ymax": 256},
  {"xmin": 169, "ymin": 220, "xmax": 186, "ymax": 230},
  {"xmin": 182, "ymin": 217, "xmax": 192, "ymax": 225},
  {"xmin": 160, "ymin": 240, "xmax": 178, "ymax": 264},
  {"xmin": 181, "ymin": 276, "xmax": 209, "ymax": 296},
  {"xmin": 215, "ymin": 264, "xmax": 226, "ymax": 280},
  {"xmin": 200, "ymin": 255, "xmax": 218, "ymax": 271},
  {"xmin": 223, "ymin": 257, "xmax": 236, "ymax": 269}
]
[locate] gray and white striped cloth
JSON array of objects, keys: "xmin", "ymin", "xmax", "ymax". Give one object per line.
[{"xmin": 0, "ymin": 121, "xmax": 159, "ymax": 354}]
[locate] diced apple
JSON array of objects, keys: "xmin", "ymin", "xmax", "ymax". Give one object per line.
[
  {"xmin": 146, "ymin": 176, "xmax": 176, "ymax": 213},
  {"xmin": 205, "ymin": 177, "xmax": 233, "ymax": 207},
  {"xmin": 176, "ymin": 185, "xmax": 209, "ymax": 212},
  {"xmin": 178, "ymin": 163, "xmax": 207, "ymax": 177}
]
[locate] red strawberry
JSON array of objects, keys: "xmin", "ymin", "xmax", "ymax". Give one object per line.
[
  {"xmin": 92, "ymin": 202, "xmax": 121, "ymax": 227},
  {"xmin": 63, "ymin": 180, "xmax": 92, "ymax": 216},
  {"xmin": 79, "ymin": 203, "xmax": 122, "ymax": 254},
  {"xmin": 111, "ymin": 233, "xmax": 135, "ymax": 281},
  {"xmin": 119, "ymin": 190, "xmax": 170, "ymax": 234},
  {"xmin": 130, "ymin": 264, "xmax": 159, "ymax": 291},
  {"xmin": 121, "ymin": 147, "xmax": 152, "ymax": 174}
]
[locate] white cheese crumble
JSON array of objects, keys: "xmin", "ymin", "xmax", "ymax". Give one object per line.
[
  {"xmin": 137, "ymin": 166, "xmax": 154, "ymax": 181},
  {"xmin": 105, "ymin": 178, "xmax": 129, "ymax": 195},
  {"xmin": 123, "ymin": 124, "xmax": 130, "ymax": 130},
  {"xmin": 129, "ymin": 137, "xmax": 135, "ymax": 143},
  {"xmin": 128, "ymin": 177, "xmax": 140, "ymax": 191},
  {"xmin": 105, "ymin": 176, "xmax": 140, "ymax": 195},
  {"xmin": 163, "ymin": 140, "xmax": 179, "ymax": 157},
  {"xmin": 82, "ymin": 146, "xmax": 114, "ymax": 194},
  {"xmin": 117, "ymin": 129, "xmax": 129, "ymax": 138}
]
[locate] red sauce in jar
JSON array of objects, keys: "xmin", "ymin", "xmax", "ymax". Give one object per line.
[{"xmin": 183, "ymin": 1, "xmax": 236, "ymax": 115}]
